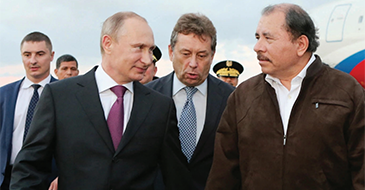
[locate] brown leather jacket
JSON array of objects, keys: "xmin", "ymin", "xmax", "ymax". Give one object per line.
[{"xmin": 206, "ymin": 55, "xmax": 365, "ymax": 190}]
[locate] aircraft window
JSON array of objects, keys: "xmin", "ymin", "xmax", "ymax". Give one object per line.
[{"xmin": 359, "ymin": 16, "xmax": 363, "ymax": 23}]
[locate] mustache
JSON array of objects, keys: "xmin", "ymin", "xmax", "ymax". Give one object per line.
[{"xmin": 257, "ymin": 54, "xmax": 271, "ymax": 62}]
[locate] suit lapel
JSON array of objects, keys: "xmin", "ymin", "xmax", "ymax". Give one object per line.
[
  {"xmin": 75, "ymin": 67, "xmax": 115, "ymax": 153},
  {"xmin": 7, "ymin": 79, "xmax": 24, "ymax": 126},
  {"xmin": 156, "ymin": 73, "xmax": 225, "ymax": 163},
  {"xmin": 192, "ymin": 75, "xmax": 224, "ymax": 161},
  {"xmin": 154, "ymin": 72, "xmax": 174, "ymax": 97},
  {"xmin": 3, "ymin": 79, "xmax": 24, "ymax": 157},
  {"xmin": 50, "ymin": 76, "xmax": 58, "ymax": 83},
  {"xmin": 115, "ymin": 82, "xmax": 152, "ymax": 154},
  {"xmin": 162, "ymin": 73, "xmax": 174, "ymax": 97}
]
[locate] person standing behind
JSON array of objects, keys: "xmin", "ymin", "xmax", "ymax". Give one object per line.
[
  {"xmin": 10, "ymin": 11, "xmax": 187, "ymax": 190},
  {"xmin": 146, "ymin": 13, "xmax": 235, "ymax": 190},
  {"xmin": 206, "ymin": 3, "xmax": 364, "ymax": 190},
  {"xmin": 54, "ymin": 54, "xmax": 79, "ymax": 80},
  {"xmin": 0, "ymin": 31, "xmax": 57, "ymax": 190},
  {"xmin": 49, "ymin": 53, "xmax": 79, "ymax": 190},
  {"xmin": 213, "ymin": 60, "xmax": 244, "ymax": 87},
  {"xmin": 140, "ymin": 46, "xmax": 162, "ymax": 84}
]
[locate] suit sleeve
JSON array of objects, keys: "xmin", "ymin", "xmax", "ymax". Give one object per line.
[
  {"xmin": 160, "ymin": 99, "xmax": 192, "ymax": 190},
  {"xmin": 10, "ymin": 84, "xmax": 56, "ymax": 190},
  {"xmin": 348, "ymin": 87, "xmax": 365, "ymax": 190},
  {"xmin": 205, "ymin": 92, "xmax": 241, "ymax": 190}
]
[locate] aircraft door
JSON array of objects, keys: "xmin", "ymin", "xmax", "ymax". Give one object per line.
[{"xmin": 326, "ymin": 4, "xmax": 351, "ymax": 42}]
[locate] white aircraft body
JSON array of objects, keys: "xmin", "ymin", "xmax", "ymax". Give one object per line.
[{"xmin": 310, "ymin": 0, "xmax": 365, "ymax": 88}]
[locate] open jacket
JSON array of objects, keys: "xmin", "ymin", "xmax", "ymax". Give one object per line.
[{"xmin": 206, "ymin": 55, "xmax": 365, "ymax": 190}]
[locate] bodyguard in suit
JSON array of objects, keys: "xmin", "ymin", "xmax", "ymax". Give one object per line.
[
  {"xmin": 0, "ymin": 31, "xmax": 57, "ymax": 190},
  {"xmin": 10, "ymin": 12, "xmax": 187, "ymax": 190},
  {"xmin": 146, "ymin": 13, "xmax": 235, "ymax": 190}
]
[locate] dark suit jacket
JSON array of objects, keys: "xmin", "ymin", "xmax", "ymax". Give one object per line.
[
  {"xmin": 10, "ymin": 67, "xmax": 186, "ymax": 190},
  {"xmin": 0, "ymin": 76, "xmax": 57, "ymax": 186},
  {"xmin": 146, "ymin": 72, "xmax": 235, "ymax": 190}
]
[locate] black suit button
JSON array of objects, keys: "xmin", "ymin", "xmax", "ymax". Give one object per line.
[{"xmin": 112, "ymin": 157, "xmax": 119, "ymax": 163}]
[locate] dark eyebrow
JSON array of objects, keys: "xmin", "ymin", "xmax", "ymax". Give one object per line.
[
  {"xmin": 197, "ymin": 50, "xmax": 209, "ymax": 54},
  {"xmin": 262, "ymin": 32, "xmax": 272, "ymax": 37},
  {"xmin": 179, "ymin": 48, "xmax": 191, "ymax": 53},
  {"xmin": 22, "ymin": 50, "xmax": 46, "ymax": 54}
]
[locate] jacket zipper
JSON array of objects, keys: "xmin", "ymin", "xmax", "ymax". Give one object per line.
[{"xmin": 283, "ymin": 134, "xmax": 286, "ymax": 145}]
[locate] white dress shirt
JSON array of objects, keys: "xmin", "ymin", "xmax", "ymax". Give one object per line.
[
  {"xmin": 95, "ymin": 65, "xmax": 133, "ymax": 133},
  {"xmin": 265, "ymin": 54, "xmax": 316, "ymax": 145},
  {"xmin": 173, "ymin": 74, "xmax": 207, "ymax": 145},
  {"xmin": 11, "ymin": 75, "xmax": 51, "ymax": 164}
]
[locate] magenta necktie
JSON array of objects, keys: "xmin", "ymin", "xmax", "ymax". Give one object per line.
[{"xmin": 107, "ymin": 85, "xmax": 127, "ymax": 150}]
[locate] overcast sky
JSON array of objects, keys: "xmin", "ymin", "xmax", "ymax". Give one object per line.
[{"xmin": 0, "ymin": 0, "xmax": 339, "ymax": 86}]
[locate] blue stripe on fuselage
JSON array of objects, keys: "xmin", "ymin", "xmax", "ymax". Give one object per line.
[{"xmin": 334, "ymin": 49, "xmax": 365, "ymax": 73}]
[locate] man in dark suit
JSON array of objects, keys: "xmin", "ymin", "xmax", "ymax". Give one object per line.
[
  {"xmin": 0, "ymin": 31, "xmax": 57, "ymax": 190},
  {"xmin": 10, "ymin": 12, "xmax": 186, "ymax": 190},
  {"xmin": 146, "ymin": 13, "xmax": 234, "ymax": 190}
]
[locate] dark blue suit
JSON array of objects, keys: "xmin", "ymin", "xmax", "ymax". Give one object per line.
[
  {"xmin": 0, "ymin": 76, "xmax": 57, "ymax": 186},
  {"xmin": 146, "ymin": 72, "xmax": 235, "ymax": 190}
]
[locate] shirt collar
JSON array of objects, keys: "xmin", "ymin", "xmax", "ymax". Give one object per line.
[
  {"xmin": 297, "ymin": 53, "xmax": 316, "ymax": 80},
  {"xmin": 265, "ymin": 53, "xmax": 316, "ymax": 86},
  {"xmin": 22, "ymin": 75, "xmax": 51, "ymax": 89},
  {"xmin": 95, "ymin": 65, "xmax": 134, "ymax": 93},
  {"xmin": 172, "ymin": 73, "xmax": 207, "ymax": 96}
]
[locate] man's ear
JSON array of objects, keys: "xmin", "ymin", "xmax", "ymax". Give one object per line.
[
  {"xmin": 168, "ymin": 45, "xmax": 173, "ymax": 62},
  {"xmin": 296, "ymin": 35, "xmax": 309, "ymax": 57},
  {"xmin": 153, "ymin": 66, "xmax": 158, "ymax": 75},
  {"xmin": 50, "ymin": 51, "xmax": 55, "ymax": 61},
  {"xmin": 102, "ymin": 35, "xmax": 113, "ymax": 54}
]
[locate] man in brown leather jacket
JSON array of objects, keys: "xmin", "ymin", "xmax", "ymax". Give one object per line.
[{"xmin": 206, "ymin": 3, "xmax": 364, "ymax": 190}]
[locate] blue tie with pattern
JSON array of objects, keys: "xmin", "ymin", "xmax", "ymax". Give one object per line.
[
  {"xmin": 24, "ymin": 84, "xmax": 41, "ymax": 142},
  {"xmin": 178, "ymin": 87, "xmax": 198, "ymax": 162}
]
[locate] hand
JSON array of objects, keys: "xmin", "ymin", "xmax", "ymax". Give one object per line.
[{"xmin": 48, "ymin": 177, "xmax": 58, "ymax": 190}]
